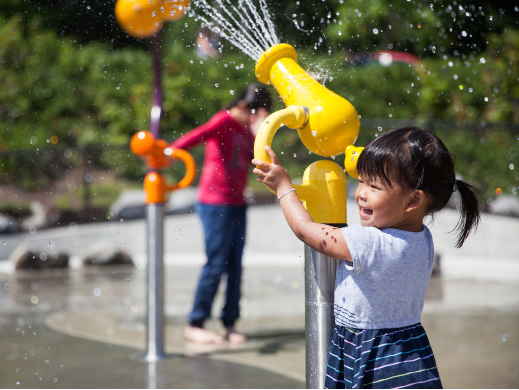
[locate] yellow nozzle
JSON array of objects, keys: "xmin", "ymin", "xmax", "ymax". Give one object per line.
[
  {"xmin": 255, "ymin": 44, "xmax": 360, "ymax": 158},
  {"xmin": 344, "ymin": 145, "xmax": 364, "ymax": 179}
]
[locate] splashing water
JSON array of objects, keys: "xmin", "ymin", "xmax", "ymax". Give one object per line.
[{"xmin": 191, "ymin": 0, "xmax": 280, "ymax": 60}]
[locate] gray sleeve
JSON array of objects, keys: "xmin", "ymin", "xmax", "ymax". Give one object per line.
[{"xmin": 341, "ymin": 225, "xmax": 375, "ymax": 274}]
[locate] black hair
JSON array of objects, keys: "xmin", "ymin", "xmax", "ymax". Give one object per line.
[
  {"xmin": 227, "ymin": 83, "xmax": 272, "ymax": 112},
  {"xmin": 357, "ymin": 127, "xmax": 480, "ymax": 248}
]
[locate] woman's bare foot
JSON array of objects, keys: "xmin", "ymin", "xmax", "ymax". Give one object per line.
[
  {"xmin": 184, "ymin": 326, "xmax": 224, "ymax": 344},
  {"xmin": 223, "ymin": 327, "xmax": 247, "ymax": 344}
]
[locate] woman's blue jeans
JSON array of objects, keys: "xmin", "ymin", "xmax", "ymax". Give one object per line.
[{"xmin": 189, "ymin": 202, "xmax": 246, "ymax": 328}]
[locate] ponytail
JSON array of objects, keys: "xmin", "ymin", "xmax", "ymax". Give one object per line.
[{"xmin": 452, "ymin": 179, "xmax": 481, "ymax": 248}]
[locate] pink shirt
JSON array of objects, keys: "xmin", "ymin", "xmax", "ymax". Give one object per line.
[{"xmin": 170, "ymin": 111, "xmax": 254, "ymax": 206}]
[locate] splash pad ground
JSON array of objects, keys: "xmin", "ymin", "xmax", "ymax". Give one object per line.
[{"xmin": 0, "ymin": 204, "xmax": 518, "ymax": 388}]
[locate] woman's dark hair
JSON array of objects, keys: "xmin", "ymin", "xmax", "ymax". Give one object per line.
[
  {"xmin": 228, "ymin": 83, "xmax": 272, "ymax": 112},
  {"xmin": 357, "ymin": 127, "xmax": 480, "ymax": 248}
]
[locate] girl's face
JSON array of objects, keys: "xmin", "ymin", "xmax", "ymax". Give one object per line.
[{"xmin": 355, "ymin": 174, "xmax": 410, "ymax": 229}]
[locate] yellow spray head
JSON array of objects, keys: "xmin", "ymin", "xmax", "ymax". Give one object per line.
[
  {"xmin": 115, "ymin": 0, "xmax": 190, "ymax": 38},
  {"xmin": 344, "ymin": 145, "xmax": 364, "ymax": 179},
  {"xmin": 255, "ymin": 44, "xmax": 360, "ymax": 157}
]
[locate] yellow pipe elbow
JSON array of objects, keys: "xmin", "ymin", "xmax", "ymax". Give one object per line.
[
  {"xmin": 254, "ymin": 105, "xmax": 309, "ymax": 165},
  {"xmin": 254, "ymin": 105, "xmax": 315, "ymax": 199}
]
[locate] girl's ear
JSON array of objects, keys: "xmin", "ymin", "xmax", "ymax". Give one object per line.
[{"xmin": 405, "ymin": 190, "xmax": 426, "ymax": 212}]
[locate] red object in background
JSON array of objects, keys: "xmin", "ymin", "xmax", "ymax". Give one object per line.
[{"xmin": 170, "ymin": 111, "xmax": 254, "ymax": 207}]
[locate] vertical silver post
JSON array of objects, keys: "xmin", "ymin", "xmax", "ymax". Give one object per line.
[
  {"xmin": 145, "ymin": 203, "xmax": 165, "ymax": 361},
  {"xmin": 305, "ymin": 244, "xmax": 338, "ymax": 389}
]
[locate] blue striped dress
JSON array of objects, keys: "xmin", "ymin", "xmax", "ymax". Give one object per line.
[{"xmin": 325, "ymin": 323, "xmax": 442, "ymax": 389}]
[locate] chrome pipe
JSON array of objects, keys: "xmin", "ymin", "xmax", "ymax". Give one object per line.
[
  {"xmin": 305, "ymin": 244, "xmax": 338, "ymax": 389},
  {"xmin": 145, "ymin": 203, "xmax": 165, "ymax": 361}
]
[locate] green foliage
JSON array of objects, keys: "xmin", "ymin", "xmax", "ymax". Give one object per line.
[
  {"xmin": 0, "ymin": 2, "xmax": 518, "ymax": 206},
  {"xmin": 325, "ymin": 0, "xmax": 518, "ymax": 57}
]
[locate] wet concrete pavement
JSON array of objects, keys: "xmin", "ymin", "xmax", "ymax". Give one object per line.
[
  {"xmin": 2, "ymin": 264, "xmax": 519, "ymax": 388},
  {"xmin": 0, "ymin": 311, "xmax": 302, "ymax": 389},
  {"xmin": 1, "ymin": 204, "xmax": 519, "ymax": 388}
]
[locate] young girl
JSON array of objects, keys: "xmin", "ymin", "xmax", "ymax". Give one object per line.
[
  {"xmin": 253, "ymin": 127, "xmax": 480, "ymax": 389},
  {"xmin": 171, "ymin": 83, "xmax": 271, "ymax": 344}
]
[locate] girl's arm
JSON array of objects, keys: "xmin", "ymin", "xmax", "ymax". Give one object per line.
[
  {"xmin": 170, "ymin": 111, "xmax": 231, "ymax": 150},
  {"xmin": 252, "ymin": 146, "xmax": 352, "ymax": 262}
]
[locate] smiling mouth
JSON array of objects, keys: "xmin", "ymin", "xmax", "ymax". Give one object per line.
[{"xmin": 360, "ymin": 207, "xmax": 373, "ymax": 215}]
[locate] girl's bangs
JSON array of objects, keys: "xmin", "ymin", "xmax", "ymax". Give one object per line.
[{"xmin": 357, "ymin": 147, "xmax": 401, "ymax": 189}]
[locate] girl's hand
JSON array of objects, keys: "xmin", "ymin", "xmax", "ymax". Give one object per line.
[{"xmin": 252, "ymin": 146, "xmax": 293, "ymax": 195}]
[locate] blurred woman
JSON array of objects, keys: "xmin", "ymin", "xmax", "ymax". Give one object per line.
[{"xmin": 170, "ymin": 84, "xmax": 272, "ymax": 344}]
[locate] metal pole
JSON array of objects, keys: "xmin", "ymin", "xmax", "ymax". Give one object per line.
[
  {"xmin": 305, "ymin": 243, "xmax": 338, "ymax": 389},
  {"xmin": 149, "ymin": 32, "xmax": 162, "ymax": 139},
  {"xmin": 145, "ymin": 203, "xmax": 165, "ymax": 361}
]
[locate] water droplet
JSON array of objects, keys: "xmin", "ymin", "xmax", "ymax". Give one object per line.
[
  {"xmin": 190, "ymin": 60, "xmax": 193, "ymax": 64},
  {"xmin": 16, "ymin": 382, "xmax": 20, "ymax": 386},
  {"xmin": 152, "ymin": 11, "xmax": 156, "ymax": 17},
  {"xmin": 502, "ymin": 334, "xmax": 508, "ymax": 341},
  {"xmin": 230, "ymin": 90, "xmax": 235, "ymax": 95},
  {"xmin": 311, "ymin": 130, "xmax": 317, "ymax": 137},
  {"xmin": 53, "ymin": 378, "xmax": 58, "ymax": 383},
  {"xmin": 214, "ymin": 83, "xmax": 219, "ymax": 87},
  {"xmin": 331, "ymin": 155, "xmax": 336, "ymax": 160},
  {"xmin": 3, "ymin": 242, "xmax": 5, "ymax": 245},
  {"xmin": 378, "ymin": 126, "xmax": 382, "ymax": 131},
  {"xmin": 60, "ymin": 364, "xmax": 64, "ymax": 368},
  {"xmin": 45, "ymin": 360, "xmax": 50, "ymax": 364},
  {"xmin": 293, "ymin": 153, "xmax": 297, "ymax": 157}
]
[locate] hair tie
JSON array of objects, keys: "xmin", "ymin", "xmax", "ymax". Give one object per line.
[{"xmin": 453, "ymin": 179, "xmax": 458, "ymax": 193}]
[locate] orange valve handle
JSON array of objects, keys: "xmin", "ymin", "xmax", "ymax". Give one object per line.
[
  {"xmin": 143, "ymin": 148, "xmax": 196, "ymax": 204},
  {"xmin": 131, "ymin": 131, "xmax": 174, "ymax": 170},
  {"xmin": 164, "ymin": 147, "xmax": 196, "ymax": 191}
]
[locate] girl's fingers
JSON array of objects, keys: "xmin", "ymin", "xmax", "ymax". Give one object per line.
[
  {"xmin": 264, "ymin": 146, "xmax": 281, "ymax": 165},
  {"xmin": 251, "ymin": 159, "xmax": 272, "ymax": 171}
]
